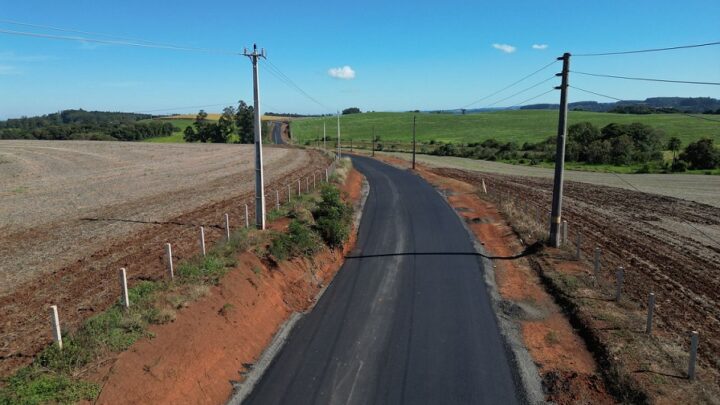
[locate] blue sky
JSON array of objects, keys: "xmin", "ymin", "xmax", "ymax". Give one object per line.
[{"xmin": 1, "ymin": 0, "xmax": 719, "ymax": 119}]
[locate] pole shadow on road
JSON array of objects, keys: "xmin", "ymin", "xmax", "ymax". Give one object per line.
[{"xmin": 345, "ymin": 241, "xmax": 543, "ymax": 261}]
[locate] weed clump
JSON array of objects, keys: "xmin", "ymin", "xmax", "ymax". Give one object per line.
[{"xmin": 313, "ymin": 185, "xmax": 353, "ymax": 248}]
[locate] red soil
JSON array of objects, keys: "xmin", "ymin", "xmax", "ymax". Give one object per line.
[{"xmin": 92, "ymin": 168, "xmax": 364, "ymax": 404}]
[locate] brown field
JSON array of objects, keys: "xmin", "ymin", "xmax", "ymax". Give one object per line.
[{"xmin": 0, "ymin": 140, "xmax": 329, "ymax": 376}]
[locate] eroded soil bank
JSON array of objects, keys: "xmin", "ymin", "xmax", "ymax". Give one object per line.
[{"xmin": 91, "ymin": 168, "xmax": 365, "ymax": 404}]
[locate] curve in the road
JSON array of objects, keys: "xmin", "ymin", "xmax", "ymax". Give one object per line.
[{"xmin": 243, "ymin": 155, "xmax": 521, "ymax": 405}]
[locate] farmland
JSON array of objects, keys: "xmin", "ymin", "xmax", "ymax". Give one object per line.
[
  {"xmin": 290, "ymin": 110, "xmax": 720, "ymax": 146},
  {"xmin": 0, "ymin": 140, "xmax": 327, "ymax": 376}
]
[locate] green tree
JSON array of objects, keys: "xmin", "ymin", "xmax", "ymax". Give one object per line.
[
  {"xmin": 342, "ymin": 107, "xmax": 361, "ymax": 115},
  {"xmin": 609, "ymin": 135, "xmax": 635, "ymax": 165},
  {"xmin": 183, "ymin": 126, "xmax": 198, "ymax": 142},
  {"xmin": 216, "ymin": 106, "xmax": 236, "ymax": 143},
  {"xmin": 679, "ymin": 138, "xmax": 720, "ymax": 170},
  {"xmin": 193, "ymin": 110, "xmax": 210, "ymax": 142},
  {"xmin": 235, "ymin": 101, "xmax": 254, "ymax": 144},
  {"xmin": 667, "ymin": 137, "xmax": 682, "ymax": 161}
]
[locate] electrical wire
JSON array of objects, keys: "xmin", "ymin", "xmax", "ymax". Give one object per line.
[
  {"xmin": 459, "ymin": 59, "xmax": 559, "ymax": 109},
  {"xmin": 573, "ymin": 41, "xmax": 720, "ymax": 57},
  {"xmin": 484, "ymin": 76, "xmax": 557, "ymax": 108},
  {"xmin": 260, "ymin": 59, "xmax": 332, "ymax": 111},
  {"xmin": 570, "ymin": 85, "xmax": 720, "ymax": 123},
  {"xmin": 572, "ymin": 71, "xmax": 720, "ymax": 86},
  {"xmin": 505, "ymin": 88, "xmax": 557, "ymax": 110},
  {"xmin": 0, "ymin": 28, "xmax": 240, "ymax": 55}
]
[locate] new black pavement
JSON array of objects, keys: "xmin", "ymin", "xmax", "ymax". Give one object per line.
[{"xmin": 243, "ymin": 155, "xmax": 520, "ymax": 404}]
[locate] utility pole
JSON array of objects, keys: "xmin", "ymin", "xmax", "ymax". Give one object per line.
[
  {"xmin": 549, "ymin": 52, "xmax": 571, "ymax": 247},
  {"xmin": 323, "ymin": 121, "xmax": 326, "ymax": 150},
  {"xmin": 336, "ymin": 111, "xmax": 341, "ymax": 159},
  {"xmin": 243, "ymin": 44, "xmax": 267, "ymax": 230},
  {"xmin": 372, "ymin": 126, "xmax": 376, "ymax": 157},
  {"xmin": 412, "ymin": 115, "xmax": 417, "ymax": 170}
]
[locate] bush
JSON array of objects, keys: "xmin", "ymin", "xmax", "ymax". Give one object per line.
[
  {"xmin": 269, "ymin": 220, "xmax": 322, "ymax": 261},
  {"xmin": 679, "ymin": 138, "xmax": 719, "ymax": 170},
  {"xmin": 670, "ymin": 159, "xmax": 688, "ymax": 172},
  {"xmin": 313, "ymin": 185, "xmax": 353, "ymax": 248}
]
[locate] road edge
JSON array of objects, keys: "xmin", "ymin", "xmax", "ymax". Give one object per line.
[
  {"xmin": 428, "ymin": 175, "xmax": 546, "ymax": 405},
  {"xmin": 226, "ymin": 174, "xmax": 371, "ymax": 405}
]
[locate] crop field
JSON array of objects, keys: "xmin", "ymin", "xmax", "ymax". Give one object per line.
[
  {"xmin": 291, "ymin": 111, "xmax": 720, "ymax": 146},
  {"xmin": 0, "ymin": 140, "xmax": 328, "ymax": 376}
]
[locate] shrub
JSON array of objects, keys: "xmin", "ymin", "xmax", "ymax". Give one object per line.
[
  {"xmin": 268, "ymin": 220, "xmax": 322, "ymax": 261},
  {"xmin": 314, "ymin": 185, "xmax": 353, "ymax": 248},
  {"xmin": 679, "ymin": 138, "xmax": 719, "ymax": 170},
  {"xmin": 670, "ymin": 159, "xmax": 688, "ymax": 172}
]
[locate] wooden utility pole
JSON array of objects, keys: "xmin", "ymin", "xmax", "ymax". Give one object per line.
[
  {"xmin": 372, "ymin": 126, "xmax": 376, "ymax": 157},
  {"xmin": 336, "ymin": 111, "xmax": 341, "ymax": 159},
  {"xmin": 412, "ymin": 115, "xmax": 417, "ymax": 170},
  {"xmin": 549, "ymin": 52, "xmax": 571, "ymax": 247},
  {"xmin": 243, "ymin": 44, "xmax": 267, "ymax": 230}
]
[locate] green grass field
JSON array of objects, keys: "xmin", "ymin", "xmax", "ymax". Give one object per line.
[{"xmin": 290, "ymin": 111, "xmax": 720, "ymax": 146}]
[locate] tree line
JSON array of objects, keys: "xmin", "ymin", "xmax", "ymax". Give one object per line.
[
  {"xmin": 0, "ymin": 109, "xmax": 174, "ymax": 141},
  {"xmin": 427, "ymin": 121, "xmax": 719, "ymax": 172},
  {"xmin": 182, "ymin": 101, "xmax": 254, "ymax": 143}
]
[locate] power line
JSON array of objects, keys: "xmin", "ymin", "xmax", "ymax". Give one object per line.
[
  {"xmin": 573, "ymin": 71, "xmax": 720, "ymax": 86},
  {"xmin": 484, "ymin": 76, "xmax": 556, "ymax": 108},
  {"xmin": 0, "ymin": 18, "xmax": 201, "ymax": 49},
  {"xmin": 570, "ymin": 85, "xmax": 720, "ymax": 123},
  {"xmin": 459, "ymin": 59, "xmax": 558, "ymax": 109},
  {"xmin": 0, "ymin": 28, "xmax": 240, "ymax": 55},
  {"xmin": 260, "ymin": 59, "xmax": 332, "ymax": 111},
  {"xmin": 505, "ymin": 88, "xmax": 557, "ymax": 110},
  {"xmin": 574, "ymin": 40, "xmax": 720, "ymax": 57}
]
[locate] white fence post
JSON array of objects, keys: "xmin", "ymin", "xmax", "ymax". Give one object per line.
[
  {"xmin": 50, "ymin": 305, "xmax": 62, "ymax": 349},
  {"xmin": 245, "ymin": 204, "xmax": 250, "ymax": 228},
  {"xmin": 119, "ymin": 268, "xmax": 130, "ymax": 309},
  {"xmin": 224, "ymin": 213, "xmax": 231, "ymax": 241},
  {"xmin": 199, "ymin": 226, "xmax": 206, "ymax": 256},
  {"xmin": 165, "ymin": 243, "xmax": 174, "ymax": 279},
  {"xmin": 297, "ymin": 179, "xmax": 301, "ymax": 195},
  {"xmin": 275, "ymin": 190, "xmax": 280, "ymax": 210}
]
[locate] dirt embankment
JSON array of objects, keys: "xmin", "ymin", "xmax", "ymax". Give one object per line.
[
  {"xmin": 0, "ymin": 145, "xmax": 331, "ymax": 378},
  {"xmin": 92, "ymin": 167, "xmax": 365, "ymax": 404}
]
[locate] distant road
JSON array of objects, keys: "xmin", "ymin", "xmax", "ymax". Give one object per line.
[
  {"xmin": 271, "ymin": 121, "xmax": 284, "ymax": 144},
  {"xmin": 243, "ymin": 156, "xmax": 520, "ymax": 405}
]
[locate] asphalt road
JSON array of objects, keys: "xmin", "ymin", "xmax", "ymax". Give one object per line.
[
  {"xmin": 243, "ymin": 155, "xmax": 520, "ymax": 405},
  {"xmin": 271, "ymin": 122, "xmax": 284, "ymax": 144}
]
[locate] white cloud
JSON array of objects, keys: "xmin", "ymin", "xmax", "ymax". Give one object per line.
[
  {"xmin": 0, "ymin": 51, "xmax": 55, "ymax": 62},
  {"xmin": 328, "ymin": 65, "xmax": 356, "ymax": 80},
  {"xmin": 492, "ymin": 43, "xmax": 516, "ymax": 54},
  {"xmin": 532, "ymin": 44, "xmax": 549, "ymax": 50}
]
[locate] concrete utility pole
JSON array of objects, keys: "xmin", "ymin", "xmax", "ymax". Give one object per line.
[
  {"xmin": 412, "ymin": 115, "xmax": 417, "ymax": 170},
  {"xmin": 243, "ymin": 44, "xmax": 267, "ymax": 230},
  {"xmin": 548, "ymin": 52, "xmax": 571, "ymax": 247},
  {"xmin": 336, "ymin": 111, "xmax": 341, "ymax": 159},
  {"xmin": 323, "ymin": 121, "xmax": 326, "ymax": 150}
]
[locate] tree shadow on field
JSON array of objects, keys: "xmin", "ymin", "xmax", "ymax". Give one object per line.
[{"xmin": 346, "ymin": 241, "xmax": 543, "ymax": 260}]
